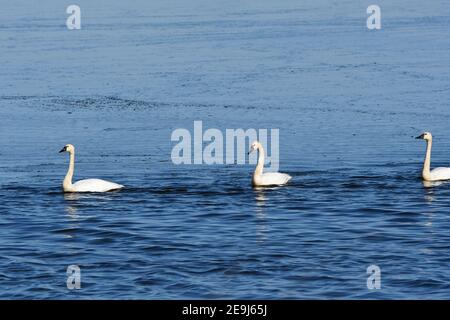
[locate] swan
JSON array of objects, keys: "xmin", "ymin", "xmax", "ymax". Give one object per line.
[
  {"xmin": 248, "ymin": 141, "xmax": 292, "ymax": 187},
  {"xmin": 416, "ymin": 132, "xmax": 450, "ymax": 181},
  {"xmin": 59, "ymin": 144, "xmax": 124, "ymax": 192}
]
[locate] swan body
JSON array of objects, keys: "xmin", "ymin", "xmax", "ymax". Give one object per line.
[
  {"xmin": 59, "ymin": 144, "xmax": 124, "ymax": 193},
  {"xmin": 426, "ymin": 167, "xmax": 450, "ymax": 181},
  {"xmin": 248, "ymin": 141, "xmax": 291, "ymax": 187},
  {"xmin": 416, "ymin": 132, "xmax": 450, "ymax": 182},
  {"xmin": 252, "ymin": 171, "xmax": 292, "ymax": 186},
  {"xmin": 69, "ymin": 179, "xmax": 124, "ymax": 193}
]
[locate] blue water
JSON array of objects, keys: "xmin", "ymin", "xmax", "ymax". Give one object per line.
[{"xmin": 1, "ymin": 0, "xmax": 450, "ymax": 299}]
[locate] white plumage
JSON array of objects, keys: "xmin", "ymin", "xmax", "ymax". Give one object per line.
[
  {"xmin": 253, "ymin": 172, "xmax": 292, "ymax": 186},
  {"xmin": 70, "ymin": 178, "xmax": 124, "ymax": 193},
  {"xmin": 416, "ymin": 132, "xmax": 450, "ymax": 182},
  {"xmin": 59, "ymin": 144, "xmax": 124, "ymax": 193},
  {"xmin": 427, "ymin": 167, "xmax": 450, "ymax": 181},
  {"xmin": 248, "ymin": 141, "xmax": 292, "ymax": 187}
]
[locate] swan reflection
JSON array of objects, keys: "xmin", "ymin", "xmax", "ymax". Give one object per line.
[
  {"xmin": 422, "ymin": 180, "xmax": 447, "ymax": 188},
  {"xmin": 253, "ymin": 188, "xmax": 268, "ymax": 243},
  {"xmin": 424, "ymin": 211, "xmax": 433, "ymax": 228},
  {"xmin": 63, "ymin": 193, "xmax": 81, "ymax": 219},
  {"xmin": 422, "ymin": 179, "xmax": 450, "ymax": 203}
]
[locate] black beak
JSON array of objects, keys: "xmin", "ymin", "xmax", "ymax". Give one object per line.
[
  {"xmin": 415, "ymin": 134, "xmax": 425, "ymax": 140},
  {"xmin": 59, "ymin": 147, "xmax": 67, "ymax": 153}
]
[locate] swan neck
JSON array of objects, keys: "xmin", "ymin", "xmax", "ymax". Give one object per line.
[
  {"xmin": 254, "ymin": 145, "xmax": 265, "ymax": 176},
  {"xmin": 64, "ymin": 151, "xmax": 75, "ymax": 189},
  {"xmin": 423, "ymin": 139, "xmax": 432, "ymax": 178}
]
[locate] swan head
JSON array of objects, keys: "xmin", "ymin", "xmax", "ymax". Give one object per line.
[
  {"xmin": 59, "ymin": 144, "xmax": 75, "ymax": 153},
  {"xmin": 248, "ymin": 141, "xmax": 261, "ymax": 154},
  {"xmin": 416, "ymin": 132, "xmax": 432, "ymax": 141}
]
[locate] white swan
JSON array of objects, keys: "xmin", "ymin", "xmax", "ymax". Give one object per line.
[
  {"xmin": 248, "ymin": 141, "xmax": 291, "ymax": 187},
  {"xmin": 416, "ymin": 132, "xmax": 450, "ymax": 181},
  {"xmin": 59, "ymin": 144, "xmax": 124, "ymax": 192}
]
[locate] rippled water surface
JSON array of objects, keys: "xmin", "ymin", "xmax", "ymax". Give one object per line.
[{"xmin": 1, "ymin": 0, "xmax": 450, "ymax": 299}]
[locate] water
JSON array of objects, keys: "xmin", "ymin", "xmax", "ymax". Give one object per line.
[{"xmin": 1, "ymin": 0, "xmax": 450, "ymax": 299}]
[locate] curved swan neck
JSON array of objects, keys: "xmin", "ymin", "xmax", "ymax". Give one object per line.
[
  {"xmin": 254, "ymin": 144, "xmax": 265, "ymax": 176},
  {"xmin": 423, "ymin": 138, "xmax": 432, "ymax": 179},
  {"xmin": 64, "ymin": 151, "xmax": 75, "ymax": 189}
]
